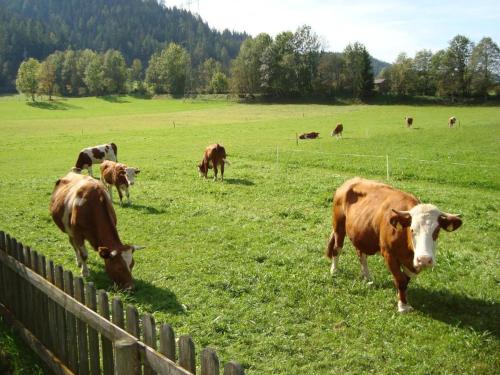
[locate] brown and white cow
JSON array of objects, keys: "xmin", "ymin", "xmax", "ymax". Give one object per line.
[
  {"xmin": 448, "ymin": 116, "xmax": 458, "ymax": 128},
  {"xmin": 198, "ymin": 144, "xmax": 230, "ymax": 181},
  {"xmin": 404, "ymin": 116, "xmax": 413, "ymax": 128},
  {"xmin": 299, "ymin": 132, "xmax": 320, "ymax": 139},
  {"xmin": 75, "ymin": 143, "xmax": 118, "ymax": 177},
  {"xmin": 100, "ymin": 161, "xmax": 140, "ymax": 205},
  {"xmin": 50, "ymin": 171, "xmax": 144, "ymax": 290},
  {"xmin": 326, "ymin": 177, "xmax": 462, "ymax": 312},
  {"xmin": 331, "ymin": 123, "xmax": 343, "ymax": 139}
]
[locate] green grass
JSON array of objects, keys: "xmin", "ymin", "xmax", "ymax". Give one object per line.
[{"xmin": 0, "ymin": 95, "xmax": 499, "ymax": 374}]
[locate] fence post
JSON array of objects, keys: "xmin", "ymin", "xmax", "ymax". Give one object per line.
[
  {"xmin": 112, "ymin": 297, "xmax": 124, "ymax": 328},
  {"xmin": 179, "ymin": 335, "xmax": 196, "ymax": 374},
  {"xmin": 223, "ymin": 361, "xmax": 244, "ymax": 375},
  {"xmin": 201, "ymin": 347, "xmax": 219, "ymax": 375},
  {"xmin": 114, "ymin": 339, "xmax": 139, "ymax": 375},
  {"xmin": 85, "ymin": 283, "xmax": 101, "ymax": 375},
  {"xmin": 159, "ymin": 323, "xmax": 176, "ymax": 361},
  {"xmin": 54, "ymin": 265, "xmax": 67, "ymax": 364},
  {"xmin": 63, "ymin": 270, "xmax": 78, "ymax": 373},
  {"xmin": 75, "ymin": 276, "xmax": 90, "ymax": 375},
  {"xmin": 143, "ymin": 313, "xmax": 157, "ymax": 375},
  {"xmin": 46, "ymin": 260, "xmax": 57, "ymax": 354},
  {"xmin": 98, "ymin": 290, "xmax": 114, "ymax": 375}
]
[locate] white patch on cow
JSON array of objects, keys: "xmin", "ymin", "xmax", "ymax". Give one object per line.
[
  {"xmin": 408, "ymin": 204, "xmax": 441, "ymax": 270},
  {"xmin": 125, "ymin": 168, "xmax": 138, "ymax": 185},
  {"xmin": 121, "ymin": 249, "xmax": 133, "ymax": 271},
  {"xmin": 74, "ymin": 197, "xmax": 86, "ymax": 206}
]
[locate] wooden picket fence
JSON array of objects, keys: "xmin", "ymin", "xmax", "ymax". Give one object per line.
[{"xmin": 0, "ymin": 231, "xmax": 244, "ymax": 375}]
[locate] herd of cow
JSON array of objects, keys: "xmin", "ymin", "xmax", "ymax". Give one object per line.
[{"xmin": 48, "ymin": 117, "xmax": 462, "ymax": 312}]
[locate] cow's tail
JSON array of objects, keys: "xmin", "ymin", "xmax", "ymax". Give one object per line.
[{"xmin": 326, "ymin": 230, "xmax": 336, "ymax": 259}]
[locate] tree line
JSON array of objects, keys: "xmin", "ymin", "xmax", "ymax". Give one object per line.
[
  {"xmin": 378, "ymin": 35, "xmax": 500, "ymax": 99},
  {"xmin": 16, "ymin": 25, "xmax": 499, "ymax": 101}
]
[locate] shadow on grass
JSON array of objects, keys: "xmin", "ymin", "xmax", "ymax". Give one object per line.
[
  {"xmin": 123, "ymin": 202, "xmax": 166, "ymax": 215},
  {"xmin": 27, "ymin": 101, "xmax": 81, "ymax": 110},
  {"xmin": 411, "ymin": 287, "xmax": 500, "ymax": 338},
  {"xmin": 223, "ymin": 178, "xmax": 255, "ymax": 186},
  {"xmin": 89, "ymin": 268, "xmax": 185, "ymax": 315},
  {"xmin": 99, "ymin": 95, "xmax": 130, "ymax": 103}
]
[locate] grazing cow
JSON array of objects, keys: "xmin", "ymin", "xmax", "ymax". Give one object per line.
[
  {"xmin": 198, "ymin": 144, "xmax": 230, "ymax": 181},
  {"xmin": 299, "ymin": 132, "xmax": 320, "ymax": 139},
  {"xmin": 331, "ymin": 123, "xmax": 343, "ymax": 139},
  {"xmin": 404, "ymin": 116, "xmax": 413, "ymax": 128},
  {"xmin": 448, "ymin": 116, "xmax": 458, "ymax": 128},
  {"xmin": 50, "ymin": 171, "xmax": 144, "ymax": 289},
  {"xmin": 326, "ymin": 177, "xmax": 462, "ymax": 312},
  {"xmin": 75, "ymin": 143, "xmax": 118, "ymax": 177},
  {"xmin": 100, "ymin": 161, "xmax": 140, "ymax": 205}
]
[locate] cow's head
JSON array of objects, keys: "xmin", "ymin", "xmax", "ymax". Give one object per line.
[
  {"xmin": 198, "ymin": 162, "xmax": 207, "ymax": 176},
  {"xmin": 390, "ymin": 204, "xmax": 462, "ymax": 271},
  {"xmin": 125, "ymin": 167, "xmax": 140, "ymax": 186},
  {"xmin": 98, "ymin": 245, "xmax": 145, "ymax": 290}
]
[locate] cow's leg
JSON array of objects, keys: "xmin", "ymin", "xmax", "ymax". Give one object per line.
[
  {"xmin": 213, "ymin": 164, "xmax": 218, "ymax": 181},
  {"xmin": 87, "ymin": 166, "xmax": 93, "ymax": 177},
  {"xmin": 327, "ymin": 207, "xmax": 346, "ymax": 275},
  {"xmin": 358, "ymin": 251, "xmax": 371, "ymax": 281},
  {"xmin": 107, "ymin": 184, "xmax": 113, "ymax": 200},
  {"xmin": 125, "ymin": 187, "xmax": 130, "ymax": 204},
  {"xmin": 70, "ymin": 236, "xmax": 89, "ymax": 277},
  {"xmin": 384, "ymin": 253, "xmax": 412, "ymax": 313},
  {"xmin": 220, "ymin": 162, "xmax": 225, "ymax": 182},
  {"xmin": 116, "ymin": 185, "xmax": 124, "ymax": 205}
]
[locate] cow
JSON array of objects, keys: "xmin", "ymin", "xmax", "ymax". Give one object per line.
[
  {"xmin": 299, "ymin": 132, "xmax": 320, "ymax": 139},
  {"xmin": 448, "ymin": 116, "xmax": 458, "ymax": 128},
  {"xmin": 198, "ymin": 144, "xmax": 230, "ymax": 181},
  {"xmin": 331, "ymin": 123, "xmax": 343, "ymax": 139},
  {"xmin": 326, "ymin": 177, "xmax": 462, "ymax": 313},
  {"xmin": 100, "ymin": 161, "xmax": 140, "ymax": 205},
  {"xmin": 75, "ymin": 143, "xmax": 118, "ymax": 177},
  {"xmin": 404, "ymin": 116, "xmax": 413, "ymax": 128},
  {"xmin": 50, "ymin": 171, "xmax": 144, "ymax": 290}
]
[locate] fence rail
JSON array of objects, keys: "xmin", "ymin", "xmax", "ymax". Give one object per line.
[{"xmin": 0, "ymin": 231, "xmax": 244, "ymax": 375}]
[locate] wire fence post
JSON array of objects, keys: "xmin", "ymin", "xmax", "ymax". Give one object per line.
[{"xmin": 386, "ymin": 154, "xmax": 390, "ymax": 180}]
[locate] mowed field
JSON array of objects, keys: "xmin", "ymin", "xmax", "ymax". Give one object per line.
[{"xmin": 0, "ymin": 95, "xmax": 499, "ymax": 374}]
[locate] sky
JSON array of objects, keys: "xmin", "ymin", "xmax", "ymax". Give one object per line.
[{"xmin": 162, "ymin": 0, "xmax": 500, "ymax": 62}]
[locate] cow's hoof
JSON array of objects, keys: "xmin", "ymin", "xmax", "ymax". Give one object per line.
[{"xmin": 398, "ymin": 302, "xmax": 413, "ymax": 313}]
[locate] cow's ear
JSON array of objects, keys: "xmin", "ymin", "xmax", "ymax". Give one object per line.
[
  {"xmin": 390, "ymin": 209, "xmax": 412, "ymax": 229},
  {"xmin": 438, "ymin": 214, "xmax": 462, "ymax": 232},
  {"xmin": 134, "ymin": 169, "xmax": 140, "ymax": 175}
]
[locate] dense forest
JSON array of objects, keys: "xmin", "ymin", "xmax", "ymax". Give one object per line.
[{"xmin": 0, "ymin": 0, "xmax": 248, "ymax": 90}]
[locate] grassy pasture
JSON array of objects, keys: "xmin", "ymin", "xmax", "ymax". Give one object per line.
[{"xmin": 0, "ymin": 95, "xmax": 499, "ymax": 374}]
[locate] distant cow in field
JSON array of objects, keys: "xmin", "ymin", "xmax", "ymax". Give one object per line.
[
  {"xmin": 100, "ymin": 160, "xmax": 140, "ymax": 205},
  {"xmin": 331, "ymin": 124, "xmax": 343, "ymax": 139},
  {"xmin": 448, "ymin": 116, "xmax": 458, "ymax": 128},
  {"xmin": 326, "ymin": 177, "xmax": 462, "ymax": 313},
  {"xmin": 75, "ymin": 143, "xmax": 118, "ymax": 177},
  {"xmin": 299, "ymin": 132, "xmax": 320, "ymax": 139},
  {"xmin": 50, "ymin": 171, "xmax": 144, "ymax": 290},
  {"xmin": 198, "ymin": 144, "xmax": 230, "ymax": 181},
  {"xmin": 405, "ymin": 116, "xmax": 413, "ymax": 128}
]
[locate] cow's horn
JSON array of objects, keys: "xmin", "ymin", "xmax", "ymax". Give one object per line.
[
  {"xmin": 132, "ymin": 245, "xmax": 146, "ymax": 250},
  {"xmin": 392, "ymin": 209, "xmax": 410, "ymax": 216}
]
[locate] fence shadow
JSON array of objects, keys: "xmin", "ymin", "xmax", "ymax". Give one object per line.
[
  {"xmin": 411, "ymin": 286, "xmax": 499, "ymax": 338},
  {"xmin": 27, "ymin": 101, "xmax": 81, "ymax": 110},
  {"xmin": 223, "ymin": 178, "xmax": 255, "ymax": 186},
  {"xmin": 89, "ymin": 268, "xmax": 185, "ymax": 315}
]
